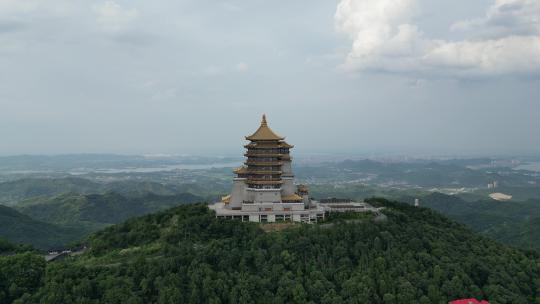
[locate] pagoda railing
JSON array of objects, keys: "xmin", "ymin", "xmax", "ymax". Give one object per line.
[
  {"xmin": 245, "ymin": 161, "xmax": 283, "ymax": 166},
  {"xmin": 244, "ymin": 152, "xmax": 285, "ymax": 157},
  {"xmin": 245, "ymin": 170, "xmax": 282, "ymax": 175},
  {"xmin": 247, "ymin": 180, "xmax": 283, "ymax": 185}
]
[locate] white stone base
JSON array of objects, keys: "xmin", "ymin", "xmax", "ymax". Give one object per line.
[{"xmin": 208, "ymin": 202, "xmax": 326, "ymax": 223}]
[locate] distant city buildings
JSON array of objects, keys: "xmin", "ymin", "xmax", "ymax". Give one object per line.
[{"xmin": 487, "ymin": 181, "xmax": 498, "ymax": 189}]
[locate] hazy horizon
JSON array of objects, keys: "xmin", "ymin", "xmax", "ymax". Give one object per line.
[
  {"xmin": 1, "ymin": 150, "xmax": 539, "ymax": 160},
  {"xmin": 2, "ymin": 0, "xmax": 539, "ymax": 156}
]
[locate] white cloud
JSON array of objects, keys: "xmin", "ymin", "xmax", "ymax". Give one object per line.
[
  {"xmin": 0, "ymin": 0, "xmax": 39, "ymax": 15},
  {"xmin": 0, "ymin": 0, "xmax": 75, "ymax": 22},
  {"xmin": 336, "ymin": 0, "xmax": 540, "ymax": 77},
  {"xmin": 94, "ymin": 1, "xmax": 139, "ymax": 33},
  {"xmin": 452, "ymin": 0, "xmax": 540, "ymax": 37}
]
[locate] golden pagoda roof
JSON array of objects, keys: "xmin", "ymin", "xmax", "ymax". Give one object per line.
[
  {"xmin": 244, "ymin": 141, "xmax": 294, "ymax": 149},
  {"xmin": 297, "ymin": 184, "xmax": 309, "ymax": 191},
  {"xmin": 281, "ymin": 194, "xmax": 303, "ymax": 201},
  {"xmin": 246, "ymin": 115, "xmax": 285, "ymax": 141},
  {"xmin": 233, "ymin": 166, "xmax": 248, "ymax": 174},
  {"xmin": 280, "ymin": 142, "xmax": 294, "ymax": 148}
]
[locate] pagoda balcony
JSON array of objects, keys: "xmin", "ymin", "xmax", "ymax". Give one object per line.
[
  {"xmin": 246, "ymin": 170, "xmax": 282, "ymax": 175},
  {"xmin": 247, "ymin": 177, "xmax": 282, "ymax": 181},
  {"xmin": 247, "ymin": 179, "xmax": 283, "ymax": 185},
  {"xmin": 244, "ymin": 145, "xmax": 289, "ymax": 153},
  {"xmin": 244, "ymin": 161, "xmax": 283, "ymax": 166},
  {"xmin": 244, "ymin": 152, "xmax": 285, "ymax": 157},
  {"xmin": 244, "ymin": 144, "xmax": 282, "ymax": 149},
  {"xmin": 244, "ymin": 149, "xmax": 288, "ymax": 153},
  {"xmin": 247, "ymin": 185, "xmax": 282, "ymax": 190}
]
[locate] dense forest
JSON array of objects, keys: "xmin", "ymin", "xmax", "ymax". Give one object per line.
[
  {"xmin": 400, "ymin": 193, "xmax": 540, "ymax": 251},
  {"xmin": 16, "ymin": 192, "xmax": 203, "ymax": 226},
  {"xmin": 0, "ymin": 191, "xmax": 204, "ymax": 249},
  {"xmin": 308, "ymin": 184, "xmax": 540, "ymax": 252},
  {"xmin": 0, "ymin": 205, "xmax": 85, "ymax": 249},
  {"xmin": 1, "ymin": 200, "xmax": 539, "ymax": 303}
]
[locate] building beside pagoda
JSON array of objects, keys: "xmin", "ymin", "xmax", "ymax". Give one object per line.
[{"xmin": 209, "ymin": 115, "xmax": 325, "ymax": 223}]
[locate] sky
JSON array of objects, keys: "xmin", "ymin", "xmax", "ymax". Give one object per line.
[{"xmin": 0, "ymin": 0, "xmax": 539, "ymax": 157}]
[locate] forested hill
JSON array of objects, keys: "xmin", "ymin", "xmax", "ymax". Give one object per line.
[
  {"xmin": 400, "ymin": 192, "xmax": 540, "ymax": 251},
  {"xmin": 3, "ymin": 200, "xmax": 538, "ymax": 303},
  {"xmin": 0, "ymin": 177, "xmax": 210, "ymax": 206},
  {"xmin": 16, "ymin": 192, "xmax": 204, "ymax": 226},
  {"xmin": 0, "ymin": 205, "xmax": 84, "ymax": 249},
  {"xmin": 0, "ymin": 191, "xmax": 204, "ymax": 250}
]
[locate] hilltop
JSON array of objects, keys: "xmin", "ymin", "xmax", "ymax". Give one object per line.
[{"xmin": 2, "ymin": 200, "xmax": 537, "ymax": 303}]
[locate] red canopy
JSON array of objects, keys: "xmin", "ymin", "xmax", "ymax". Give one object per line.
[{"xmin": 449, "ymin": 299, "xmax": 489, "ymax": 304}]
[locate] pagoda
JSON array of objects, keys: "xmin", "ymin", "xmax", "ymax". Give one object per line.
[{"xmin": 210, "ymin": 115, "xmax": 325, "ymax": 223}]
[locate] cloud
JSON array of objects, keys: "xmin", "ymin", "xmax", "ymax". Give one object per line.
[
  {"xmin": 93, "ymin": 1, "xmax": 139, "ymax": 33},
  {"xmin": 335, "ymin": 0, "xmax": 540, "ymax": 77},
  {"xmin": 452, "ymin": 0, "xmax": 540, "ymax": 38},
  {"xmin": 0, "ymin": 0, "xmax": 39, "ymax": 15}
]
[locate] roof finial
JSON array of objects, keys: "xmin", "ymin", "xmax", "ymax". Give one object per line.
[{"xmin": 261, "ymin": 114, "xmax": 267, "ymax": 126}]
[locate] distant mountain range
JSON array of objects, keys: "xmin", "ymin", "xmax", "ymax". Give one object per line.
[
  {"xmin": 296, "ymin": 158, "xmax": 540, "ymax": 195},
  {"xmin": 1, "ymin": 158, "xmax": 539, "ymax": 252},
  {"xmin": 1, "ymin": 190, "xmax": 204, "ymax": 249},
  {"xmin": 0, "ymin": 154, "xmax": 239, "ymax": 171},
  {"xmin": 0, "ymin": 177, "xmax": 212, "ymax": 206},
  {"xmin": 16, "ymin": 192, "xmax": 203, "ymax": 226}
]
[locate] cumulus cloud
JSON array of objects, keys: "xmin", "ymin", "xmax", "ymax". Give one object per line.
[
  {"xmin": 335, "ymin": 0, "xmax": 540, "ymax": 77},
  {"xmin": 452, "ymin": 0, "xmax": 540, "ymax": 37}
]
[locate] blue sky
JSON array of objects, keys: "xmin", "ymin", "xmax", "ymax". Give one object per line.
[{"xmin": 0, "ymin": 0, "xmax": 539, "ymax": 156}]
